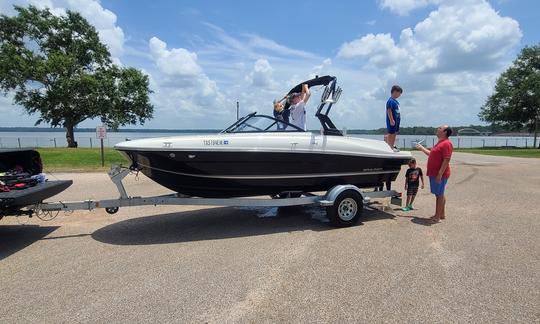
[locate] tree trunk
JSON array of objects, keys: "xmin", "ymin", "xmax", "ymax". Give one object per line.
[{"xmin": 65, "ymin": 123, "xmax": 78, "ymax": 148}]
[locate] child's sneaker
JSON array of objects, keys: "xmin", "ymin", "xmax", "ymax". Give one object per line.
[
  {"xmin": 401, "ymin": 206, "xmax": 410, "ymax": 211},
  {"xmin": 409, "ymin": 205, "xmax": 414, "ymax": 210}
]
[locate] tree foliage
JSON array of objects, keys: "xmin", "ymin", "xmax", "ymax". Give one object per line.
[
  {"xmin": 479, "ymin": 45, "xmax": 540, "ymax": 147},
  {"xmin": 0, "ymin": 5, "xmax": 153, "ymax": 147}
]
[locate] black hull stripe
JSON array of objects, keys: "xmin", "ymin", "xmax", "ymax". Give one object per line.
[{"xmin": 138, "ymin": 163, "xmax": 399, "ymax": 180}]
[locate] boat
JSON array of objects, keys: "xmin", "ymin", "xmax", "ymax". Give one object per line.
[{"xmin": 114, "ymin": 76, "xmax": 412, "ymax": 198}]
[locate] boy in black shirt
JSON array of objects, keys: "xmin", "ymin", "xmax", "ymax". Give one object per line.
[{"xmin": 402, "ymin": 158, "xmax": 424, "ymax": 211}]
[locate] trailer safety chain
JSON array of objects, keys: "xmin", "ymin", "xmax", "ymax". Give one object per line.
[{"xmin": 34, "ymin": 203, "xmax": 61, "ymax": 221}]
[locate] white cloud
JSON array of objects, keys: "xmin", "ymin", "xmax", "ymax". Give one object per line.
[
  {"xmin": 341, "ymin": 1, "xmax": 521, "ymax": 74},
  {"xmin": 379, "ymin": 0, "xmax": 440, "ymax": 16},
  {"xmin": 245, "ymin": 58, "xmax": 278, "ymax": 89},
  {"xmin": 149, "ymin": 37, "xmax": 202, "ymax": 77},
  {"xmin": 338, "ymin": 33, "xmax": 407, "ymax": 68},
  {"xmin": 0, "ymin": 0, "xmax": 125, "ymax": 59},
  {"xmin": 310, "ymin": 58, "xmax": 332, "ymax": 78},
  {"xmin": 145, "ymin": 37, "xmax": 233, "ymax": 128}
]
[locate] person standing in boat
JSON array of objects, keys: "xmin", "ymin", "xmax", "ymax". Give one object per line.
[
  {"xmin": 273, "ymin": 97, "xmax": 290, "ymax": 130},
  {"xmin": 386, "ymin": 85, "xmax": 402, "ymax": 151},
  {"xmin": 288, "ymin": 83, "xmax": 311, "ymax": 131}
]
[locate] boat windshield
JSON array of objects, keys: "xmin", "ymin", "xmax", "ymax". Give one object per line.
[{"xmin": 222, "ymin": 114, "xmax": 304, "ymax": 133}]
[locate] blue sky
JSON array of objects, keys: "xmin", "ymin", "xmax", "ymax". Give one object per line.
[{"xmin": 1, "ymin": 0, "xmax": 539, "ymax": 130}]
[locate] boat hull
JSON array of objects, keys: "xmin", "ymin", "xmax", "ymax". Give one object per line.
[{"xmin": 118, "ymin": 150, "xmax": 409, "ymax": 197}]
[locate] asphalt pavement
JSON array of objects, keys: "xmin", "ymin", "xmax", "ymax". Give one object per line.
[{"xmin": 1, "ymin": 152, "xmax": 539, "ymax": 323}]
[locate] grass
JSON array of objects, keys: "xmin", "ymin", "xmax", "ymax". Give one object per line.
[
  {"xmin": 37, "ymin": 148, "xmax": 130, "ymax": 172},
  {"xmin": 454, "ymin": 147, "xmax": 540, "ymax": 158}
]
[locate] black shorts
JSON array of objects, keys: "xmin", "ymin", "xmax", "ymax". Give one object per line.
[{"xmin": 407, "ymin": 185, "xmax": 419, "ymax": 196}]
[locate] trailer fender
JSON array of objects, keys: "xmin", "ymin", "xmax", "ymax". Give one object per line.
[{"xmin": 319, "ymin": 185, "xmax": 364, "ymax": 206}]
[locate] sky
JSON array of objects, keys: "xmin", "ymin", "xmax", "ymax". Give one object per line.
[{"xmin": 0, "ymin": 0, "xmax": 539, "ymax": 130}]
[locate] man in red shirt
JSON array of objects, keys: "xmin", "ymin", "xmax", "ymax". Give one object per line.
[{"xmin": 416, "ymin": 125, "xmax": 453, "ymax": 223}]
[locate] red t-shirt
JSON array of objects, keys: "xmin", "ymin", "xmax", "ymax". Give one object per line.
[{"xmin": 427, "ymin": 138, "xmax": 453, "ymax": 178}]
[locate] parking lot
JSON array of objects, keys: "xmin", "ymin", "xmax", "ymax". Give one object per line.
[{"xmin": 1, "ymin": 152, "xmax": 539, "ymax": 323}]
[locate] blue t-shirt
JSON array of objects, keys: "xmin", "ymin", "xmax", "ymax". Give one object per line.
[{"xmin": 386, "ymin": 97, "xmax": 400, "ymax": 120}]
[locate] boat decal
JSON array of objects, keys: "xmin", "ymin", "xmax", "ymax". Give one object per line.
[
  {"xmin": 203, "ymin": 139, "xmax": 229, "ymax": 146},
  {"xmin": 136, "ymin": 162, "xmax": 399, "ymax": 179}
]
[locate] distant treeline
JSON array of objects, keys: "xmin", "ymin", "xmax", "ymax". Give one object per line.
[
  {"xmin": 0, "ymin": 124, "xmax": 529, "ymax": 135},
  {"xmin": 346, "ymin": 124, "xmax": 524, "ymax": 135}
]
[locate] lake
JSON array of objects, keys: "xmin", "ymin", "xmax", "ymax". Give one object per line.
[{"xmin": 0, "ymin": 131, "xmax": 535, "ymax": 149}]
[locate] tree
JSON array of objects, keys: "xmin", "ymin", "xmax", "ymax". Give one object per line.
[
  {"xmin": 0, "ymin": 6, "xmax": 153, "ymax": 147},
  {"xmin": 479, "ymin": 45, "xmax": 540, "ymax": 148}
]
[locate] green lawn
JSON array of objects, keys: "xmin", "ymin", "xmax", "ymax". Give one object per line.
[
  {"xmin": 37, "ymin": 148, "xmax": 130, "ymax": 172},
  {"xmin": 455, "ymin": 148, "xmax": 540, "ymax": 158}
]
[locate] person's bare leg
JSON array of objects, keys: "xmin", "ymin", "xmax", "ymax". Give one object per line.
[
  {"xmin": 440, "ymin": 196, "xmax": 446, "ymax": 219},
  {"xmin": 410, "ymin": 194, "xmax": 416, "ymax": 206},
  {"xmin": 406, "ymin": 195, "xmax": 412, "ymax": 206},
  {"xmin": 431, "ymin": 196, "xmax": 443, "ymax": 222},
  {"xmin": 387, "ymin": 133, "xmax": 396, "ymax": 147}
]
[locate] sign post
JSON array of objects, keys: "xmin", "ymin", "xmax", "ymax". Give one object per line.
[{"xmin": 96, "ymin": 126, "xmax": 107, "ymax": 167}]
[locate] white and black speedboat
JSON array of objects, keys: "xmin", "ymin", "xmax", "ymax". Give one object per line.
[{"xmin": 115, "ymin": 76, "xmax": 412, "ymax": 198}]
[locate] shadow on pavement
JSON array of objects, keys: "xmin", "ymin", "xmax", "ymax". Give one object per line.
[
  {"xmin": 411, "ymin": 217, "xmax": 438, "ymax": 226},
  {"xmin": 92, "ymin": 205, "xmax": 396, "ymax": 246},
  {"xmin": 0, "ymin": 225, "xmax": 59, "ymax": 260}
]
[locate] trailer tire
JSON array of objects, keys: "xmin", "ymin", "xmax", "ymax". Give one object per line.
[
  {"xmin": 105, "ymin": 207, "xmax": 119, "ymax": 214},
  {"xmin": 326, "ymin": 190, "xmax": 363, "ymax": 227}
]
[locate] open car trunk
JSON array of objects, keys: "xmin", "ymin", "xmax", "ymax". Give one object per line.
[{"xmin": 0, "ymin": 149, "xmax": 72, "ymax": 217}]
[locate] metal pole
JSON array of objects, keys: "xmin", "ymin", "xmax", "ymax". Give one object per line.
[
  {"xmin": 100, "ymin": 138, "xmax": 105, "ymax": 167},
  {"xmin": 236, "ymin": 101, "xmax": 240, "ymax": 120},
  {"xmin": 90, "ymin": 137, "xmax": 93, "ymax": 148},
  {"xmin": 482, "ymin": 139, "xmax": 485, "ymax": 148},
  {"xmin": 18, "ymin": 138, "xmax": 21, "ymax": 148},
  {"xmin": 457, "ymin": 137, "xmax": 460, "ymax": 149},
  {"xmin": 54, "ymin": 138, "xmax": 57, "ymax": 148}
]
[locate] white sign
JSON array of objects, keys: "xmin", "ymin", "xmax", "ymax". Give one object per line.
[{"xmin": 96, "ymin": 126, "xmax": 107, "ymax": 139}]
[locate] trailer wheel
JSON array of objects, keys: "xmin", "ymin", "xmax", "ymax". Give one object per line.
[
  {"xmin": 105, "ymin": 207, "xmax": 119, "ymax": 214},
  {"xmin": 326, "ymin": 190, "xmax": 363, "ymax": 227}
]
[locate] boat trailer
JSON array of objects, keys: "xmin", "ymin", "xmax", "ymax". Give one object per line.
[{"xmin": 28, "ymin": 166, "xmax": 403, "ymax": 227}]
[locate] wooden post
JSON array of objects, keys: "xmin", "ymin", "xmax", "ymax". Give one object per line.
[
  {"xmin": 18, "ymin": 138, "xmax": 21, "ymax": 148},
  {"xmin": 53, "ymin": 138, "xmax": 57, "ymax": 148}
]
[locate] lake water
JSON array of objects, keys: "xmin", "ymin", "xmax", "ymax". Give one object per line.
[{"xmin": 0, "ymin": 131, "xmax": 535, "ymax": 149}]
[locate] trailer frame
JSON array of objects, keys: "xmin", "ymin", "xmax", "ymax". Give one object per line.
[{"xmin": 27, "ymin": 166, "xmax": 402, "ymax": 227}]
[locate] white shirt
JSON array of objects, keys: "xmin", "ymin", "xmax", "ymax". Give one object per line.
[{"xmin": 289, "ymin": 100, "xmax": 307, "ymax": 131}]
